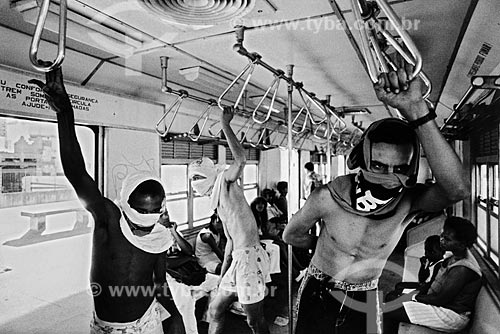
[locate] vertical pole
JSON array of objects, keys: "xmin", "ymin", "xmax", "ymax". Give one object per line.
[
  {"xmin": 286, "ymin": 64, "xmax": 294, "ymax": 334},
  {"xmin": 325, "ymin": 95, "xmax": 332, "ymax": 182}
]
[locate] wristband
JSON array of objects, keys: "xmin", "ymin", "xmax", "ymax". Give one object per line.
[
  {"xmin": 408, "ymin": 110, "xmax": 436, "ymax": 129},
  {"xmin": 411, "ymin": 294, "xmax": 418, "ymax": 302}
]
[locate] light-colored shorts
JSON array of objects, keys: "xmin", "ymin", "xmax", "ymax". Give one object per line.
[
  {"xmin": 90, "ymin": 298, "xmax": 169, "ymax": 334},
  {"xmin": 403, "ymin": 301, "xmax": 470, "ymax": 333},
  {"xmin": 203, "ymin": 260, "xmax": 221, "ymax": 274},
  {"xmin": 219, "ymin": 244, "xmax": 271, "ymax": 305}
]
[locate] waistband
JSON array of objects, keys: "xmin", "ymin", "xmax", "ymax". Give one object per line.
[
  {"xmin": 232, "ymin": 244, "xmax": 263, "ymax": 256},
  {"xmin": 308, "ymin": 263, "xmax": 378, "ymax": 292}
]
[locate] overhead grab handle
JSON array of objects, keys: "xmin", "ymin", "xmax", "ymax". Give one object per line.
[
  {"xmin": 249, "ymin": 124, "xmax": 268, "ymax": 148},
  {"xmin": 218, "ymin": 59, "xmax": 258, "ymax": 110},
  {"xmin": 291, "ymin": 102, "xmax": 310, "ymax": 134},
  {"xmin": 252, "ymin": 73, "xmax": 282, "ymax": 124},
  {"xmin": 29, "ymin": 0, "xmax": 68, "ymax": 72},
  {"xmin": 236, "ymin": 117, "xmax": 253, "ymax": 143},
  {"xmin": 350, "ymin": 0, "xmax": 423, "ymax": 83},
  {"xmin": 296, "ymin": 86, "xmax": 327, "ymax": 125},
  {"xmin": 382, "ymin": 51, "xmax": 432, "ymax": 99},
  {"xmin": 187, "ymin": 99, "xmax": 217, "ymax": 142},
  {"xmin": 440, "ymin": 75, "xmax": 500, "ymax": 131},
  {"xmin": 155, "ymin": 90, "xmax": 188, "ymax": 137}
]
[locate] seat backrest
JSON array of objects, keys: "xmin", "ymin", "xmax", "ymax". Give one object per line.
[
  {"xmin": 468, "ymin": 285, "xmax": 500, "ymax": 334},
  {"xmin": 406, "ymin": 214, "xmax": 445, "ymax": 247}
]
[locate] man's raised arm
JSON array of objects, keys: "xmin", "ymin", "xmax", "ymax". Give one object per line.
[
  {"xmin": 29, "ymin": 65, "xmax": 102, "ymax": 212},
  {"xmin": 375, "ymin": 65, "xmax": 470, "ymax": 212},
  {"xmin": 220, "ymin": 107, "xmax": 245, "ymax": 183}
]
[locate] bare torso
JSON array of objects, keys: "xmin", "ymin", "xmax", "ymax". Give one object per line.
[
  {"xmin": 217, "ymin": 179, "xmax": 260, "ymax": 250},
  {"xmin": 90, "ymin": 199, "xmax": 161, "ymax": 322},
  {"xmin": 312, "ymin": 186, "xmax": 416, "ymax": 283}
]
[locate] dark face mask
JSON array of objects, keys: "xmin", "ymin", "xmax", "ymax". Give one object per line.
[{"xmin": 354, "ymin": 172, "xmax": 403, "ymax": 213}]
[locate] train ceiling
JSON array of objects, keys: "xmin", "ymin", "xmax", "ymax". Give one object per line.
[{"xmin": 1, "ymin": 0, "xmax": 499, "ymax": 141}]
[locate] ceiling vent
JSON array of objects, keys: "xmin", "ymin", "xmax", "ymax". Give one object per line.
[{"xmin": 137, "ymin": 0, "xmax": 256, "ymax": 26}]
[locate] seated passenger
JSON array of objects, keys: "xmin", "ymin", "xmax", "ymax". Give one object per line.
[
  {"xmin": 274, "ymin": 181, "xmax": 288, "ymax": 219},
  {"xmin": 195, "ymin": 211, "xmax": 225, "ymax": 275},
  {"xmin": 163, "ymin": 216, "xmax": 218, "ymax": 334},
  {"xmin": 386, "ymin": 235, "xmax": 445, "ymax": 302},
  {"xmin": 261, "ymin": 189, "xmax": 286, "ymax": 238},
  {"xmin": 251, "ymin": 196, "xmax": 302, "ymax": 279},
  {"xmin": 384, "ymin": 217, "xmax": 482, "ymax": 333}
]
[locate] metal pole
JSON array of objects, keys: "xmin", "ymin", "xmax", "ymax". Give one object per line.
[
  {"xmin": 286, "ymin": 64, "xmax": 295, "ymax": 334},
  {"xmin": 325, "ymin": 95, "xmax": 332, "ymax": 182}
]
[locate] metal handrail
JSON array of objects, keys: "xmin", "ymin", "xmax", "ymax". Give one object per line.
[
  {"xmin": 261, "ymin": 123, "xmax": 282, "ymax": 148},
  {"xmin": 187, "ymin": 99, "xmax": 217, "ymax": 141},
  {"xmin": 230, "ymin": 26, "xmax": 346, "ymax": 134},
  {"xmin": 208, "ymin": 121, "xmax": 223, "ymax": 138},
  {"xmin": 291, "ymin": 103, "xmax": 310, "ymax": 134},
  {"xmin": 440, "ymin": 75, "xmax": 500, "ymax": 131},
  {"xmin": 217, "ymin": 59, "xmax": 258, "ymax": 110},
  {"xmin": 252, "ymin": 73, "xmax": 282, "ymax": 124},
  {"xmin": 29, "ymin": 0, "xmax": 67, "ymax": 72},
  {"xmin": 382, "ymin": 51, "xmax": 432, "ymax": 99},
  {"xmin": 296, "ymin": 87, "xmax": 327, "ymax": 125},
  {"xmin": 155, "ymin": 91, "xmax": 188, "ymax": 137},
  {"xmin": 249, "ymin": 124, "xmax": 268, "ymax": 148},
  {"xmin": 350, "ymin": 0, "xmax": 423, "ymax": 83}
]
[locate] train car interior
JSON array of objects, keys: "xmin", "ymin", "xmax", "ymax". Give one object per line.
[{"xmin": 0, "ymin": 0, "xmax": 499, "ymax": 333}]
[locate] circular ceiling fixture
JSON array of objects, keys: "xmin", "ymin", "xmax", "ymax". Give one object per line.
[{"xmin": 138, "ymin": 0, "xmax": 256, "ymax": 26}]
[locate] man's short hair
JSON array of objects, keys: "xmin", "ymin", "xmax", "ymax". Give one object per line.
[
  {"xmin": 277, "ymin": 181, "xmax": 288, "ymax": 192},
  {"xmin": 424, "ymin": 235, "xmax": 441, "ymax": 249},
  {"xmin": 262, "ymin": 188, "xmax": 275, "ymax": 197},
  {"xmin": 367, "ymin": 120, "xmax": 417, "ymax": 146},
  {"xmin": 128, "ymin": 180, "xmax": 165, "ymax": 203},
  {"xmin": 443, "ymin": 216, "xmax": 477, "ymax": 248},
  {"xmin": 304, "ymin": 162, "xmax": 314, "ymax": 172}
]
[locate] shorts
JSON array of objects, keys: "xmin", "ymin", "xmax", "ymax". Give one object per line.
[
  {"xmin": 90, "ymin": 298, "xmax": 169, "ymax": 334},
  {"xmin": 219, "ymin": 244, "xmax": 271, "ymax": 304}
]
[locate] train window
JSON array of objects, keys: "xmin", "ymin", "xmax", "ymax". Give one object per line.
[
  {"xmin": 474, "ymin": 163, "xmax": 500, "ymax": 271},
  {"xmin": 161, "ymin": 164, "xmax": 189, "ymax": 230},
  {"xmin": 243, "ymin": 163, "xmax": 258, "ymax": 203},
  {"xmin": 0, "ymin": 116, "xmax": 95, "ymax": 297},
  {"xmin": 0, "ymin": 115, "xmax": 95, "ymax": 202}
]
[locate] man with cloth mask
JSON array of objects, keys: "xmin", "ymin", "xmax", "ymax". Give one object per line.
[
  {"xmin": 283, "ymin": 64, "xmax": 470, "ymax": 334},
  {"xmin": 30, "ymin": 65, "xmax": 175, "ymax": 334},
  {"xmin": 188, "ymin": 107, "xmax": 271, "ymax": 334}
]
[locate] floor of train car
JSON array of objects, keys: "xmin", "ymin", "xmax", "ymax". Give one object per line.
[{"xmin": 0, "ymin": 202, "xmax": 404, "ymax": 333}]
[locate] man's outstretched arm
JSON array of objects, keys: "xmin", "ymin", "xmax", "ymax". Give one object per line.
[
  {"xmin": 375, "ymin": 65, "xmax": 470, "ymax": 212},
  {"xmin": 283, "ymin": 187, "xmax": 326, "ymax": 249},
  {"xmin": 220, "ymin": 107, "xmax": 245, "ymax": 183},
  {"xmin": 30, "ymin": 65, "xmax": 103, "ymax": 213}
]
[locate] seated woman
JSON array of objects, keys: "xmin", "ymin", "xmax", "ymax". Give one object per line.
[
  {"xmin": 195, "ymin": 211, "xmax": 224, "ymax": 275},
  {"xmin": 163, "ymin": 218, "xmax": 219, "ymax": 334},
  {"xmin": 262, "ymin": 188, "xmax": 287, "ymax": 238},
  {"xmin": 386, "ymin": 235, "xmax": 445, "ymax": 302},
  {"xmin": 251, "ymin": 196, "xmax": 303, "ymax": 279},
  {"xmin": 384, "ymin": 217, "xmax": 482, "ymax": 333}
]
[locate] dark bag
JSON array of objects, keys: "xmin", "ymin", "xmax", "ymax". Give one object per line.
[{"xmin": 166, "ymin": 255, "xmax": 207, "ymax": 286}]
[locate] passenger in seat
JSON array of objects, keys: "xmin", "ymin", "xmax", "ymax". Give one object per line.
[
  {"xmin": 384, "ymin": 217, "xmax": 482, "ymax": 333},
  {"xmin": 385, "ymin": 235, "xmax": 445, "ymax": 302},
  {"xmin": 195, "ymin": 211, "xmax": 225, "ymax": 275}
]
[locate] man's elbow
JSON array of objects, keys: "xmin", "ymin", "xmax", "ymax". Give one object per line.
[
  {"xmin": 449, "ymin": 178, "xmax": 471, "ymax": 202},
  {"xmin": 282, "ymin": 229, "xmax": 294, "ymax": 245}
]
